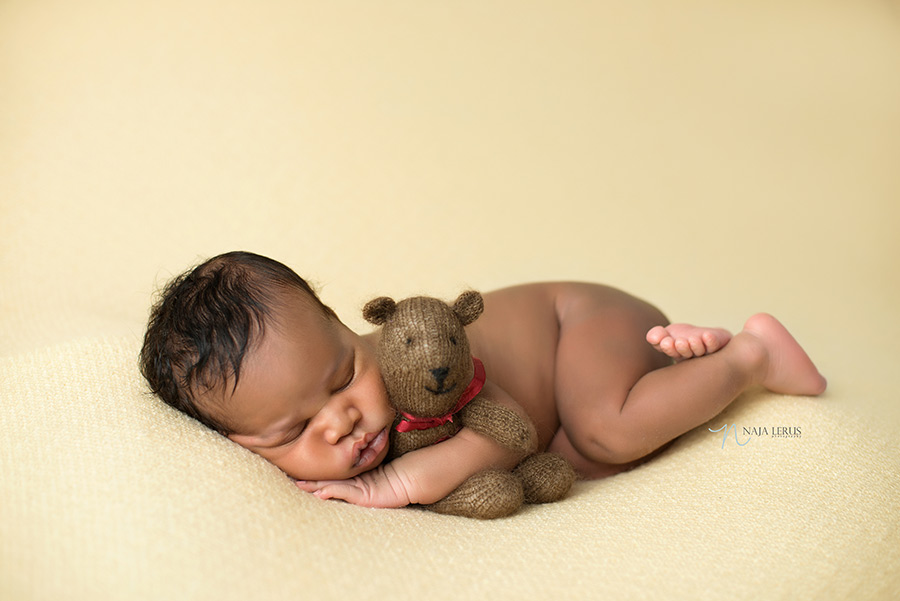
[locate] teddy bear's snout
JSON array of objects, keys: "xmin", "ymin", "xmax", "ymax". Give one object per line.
[{"xmin": 426, "ymin": 366, "xmax": 456, "ymax": 395}]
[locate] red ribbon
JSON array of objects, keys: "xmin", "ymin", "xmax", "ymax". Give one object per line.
[{"xmin": 395, "ymin": 357, "xmax": 486, "ymax": 433}]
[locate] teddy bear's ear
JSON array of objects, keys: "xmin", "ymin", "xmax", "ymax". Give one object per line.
[
  {"xmin": 452, "ymin": 290, "xmax": 484, "ymax": 326},
  {"xmin": 363, "ymin": 297, "xmax": 397, "ymax": 325}
]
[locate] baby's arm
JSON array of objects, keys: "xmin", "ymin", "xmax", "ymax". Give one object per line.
[
  {"xmin": 297, "ymin": 427, "xmax": 523, "ymax": 507},
  {"xmin": 296, "ymin": 380, "xmax": 531, "ymax": 508}
]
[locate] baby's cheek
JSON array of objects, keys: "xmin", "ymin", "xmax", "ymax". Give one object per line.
[{"xmin": 366, "ymin": 375, "xmax": 392, "ymax": 410}]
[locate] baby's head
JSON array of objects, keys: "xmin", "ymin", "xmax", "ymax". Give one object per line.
[{"xmin": 140, "ymin": 251, "xmax": 394, "ymax": 480}]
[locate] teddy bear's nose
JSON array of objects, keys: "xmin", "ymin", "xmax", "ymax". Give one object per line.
[{"xmin": 430, "ymin": 366, "xmax": 450, "ymax": 388}]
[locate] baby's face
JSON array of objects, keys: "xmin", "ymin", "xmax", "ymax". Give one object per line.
[{"xmin": 219, "ymin": 293, "xmax": 395, "ymax": 481}]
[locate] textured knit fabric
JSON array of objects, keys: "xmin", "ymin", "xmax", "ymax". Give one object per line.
[{"xmin": 514, "ymin": 454, "xmax": 577, "ymax": 505}]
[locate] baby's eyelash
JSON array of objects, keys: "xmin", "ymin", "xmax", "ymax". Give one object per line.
[
  {"xmin": 281, "ymin": 421, "xmax": 307, "ymax": 446},
  {"xmin": 337, "ymin": 366, "xmax": 355, "ymax": 392},
  {"xmin": 334, "ymin": 351, "xmax": 357, "ymax": 393}
]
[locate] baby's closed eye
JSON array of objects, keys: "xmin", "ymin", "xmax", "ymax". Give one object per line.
[
  {"xmin": 275, "ymin": 421, "xmax": 307, "ymax": 447},
  {"xmin": 331, "ymin": 350, "xmax": 356, "ymax": 393}
]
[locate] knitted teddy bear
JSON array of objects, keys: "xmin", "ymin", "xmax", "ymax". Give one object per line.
[{"xmin": 363, "ymin": 290, "xmax": 576, "ymax": 519}]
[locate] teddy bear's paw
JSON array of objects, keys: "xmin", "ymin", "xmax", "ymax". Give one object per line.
[
  {"xmin": 460, "ymin": 398, "xmax": 536, "ymax": 454},
  {"xmin": 426, "ymin": 469, "xmax": 524, "ymax": 519},
  {"xmin": 514, "ymin": 453, "xmax": 577, "ymax": 504}
]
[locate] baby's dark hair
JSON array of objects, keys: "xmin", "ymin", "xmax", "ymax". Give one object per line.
[{"xmin": 139, "ymin": 251, "xmax": 336, "ymax": 433}]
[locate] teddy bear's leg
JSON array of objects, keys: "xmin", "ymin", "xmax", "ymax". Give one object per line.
[
  {"xmin": 459, "ymin": 397, "xmax": 536, "ymax": 454},
  {"xmin": 426, "ymin": 469, "xmax": 524, "ymax": 519},
  {"xmin": 513, "ymin": 453, "xmax": 577, "ymax": 504}
]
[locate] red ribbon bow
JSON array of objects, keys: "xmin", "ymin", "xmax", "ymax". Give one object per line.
[{"xmin": 395, "ymin": 357, "xmax": 486, "ymax": 434}]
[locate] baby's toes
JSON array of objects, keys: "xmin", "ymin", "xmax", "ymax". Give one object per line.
[
  {"xmin": 673, "ymin": 337, "xmax": 696, "ymax": 359},
  {"xmin": 658, "ymin": 336, "xmax": 681, "ymax": 358},
  {"xmin": 701, "ymin": 330, "xmax": 731, "ymax": 354},
  {"xmin": 687, "ymin": 336, "xmax": 707, "ymax": 357},
  {"xmin": 646, "ymin": 326, "xmax": 668, "ymax": 346},
  {"xmin": 701, "ymin": 332, "xmax": 719, "ymax": 354}
]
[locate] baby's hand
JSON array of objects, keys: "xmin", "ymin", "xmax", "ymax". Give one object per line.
[
  {"xmin": 294, "ymin": 463, "xmax": 416, "ymax": 509},
  {"xmin": 295, "ymin": 423, "xmax": 523, "ymax": 509}
]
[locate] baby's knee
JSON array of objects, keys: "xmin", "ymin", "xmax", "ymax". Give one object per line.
[{"xmin": 565, "ymin": 421, "xmax": 649, "ymax": 466}]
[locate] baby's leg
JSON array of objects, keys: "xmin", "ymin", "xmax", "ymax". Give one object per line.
[{"xmin": 551, "ymin": 306, "xmax": 826, "ymax": 477}]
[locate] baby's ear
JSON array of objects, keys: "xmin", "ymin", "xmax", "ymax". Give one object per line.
[
  {"xmin": 452, "ymin": 290, "xmax": 484, "ymax": 326},
  {"xmin": 363, "ymin": 297, "xmax": 397, "ymax": 325}
]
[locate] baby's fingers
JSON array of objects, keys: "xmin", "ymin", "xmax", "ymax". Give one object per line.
[
  {"xmin": 294, "ymin": 479, "xmax": 363, "ymax": 503},
  {"xmin": 293, "ymin": 466, "xmax": 411, "ymax": 508},
  {"xmin": 316, "ymin": 482, "xmax": 366, "ymax": 503},
  {"xmin": 293, "ymin": 479, "xmax": 323, "ymax": 493}
]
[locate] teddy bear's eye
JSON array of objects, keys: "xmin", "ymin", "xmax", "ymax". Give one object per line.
[
  {"xmin": 405, "ymin": 336, "xmax": 413, "ymax": 345},
  {"xmin": 449, "ymin": 336, "xmax": 457, "ymax": 345}
]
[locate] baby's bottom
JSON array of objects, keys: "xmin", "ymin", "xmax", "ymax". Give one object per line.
[{"xmin": 547, "ymin": 287, "xmax": 826, "ymax": 479}]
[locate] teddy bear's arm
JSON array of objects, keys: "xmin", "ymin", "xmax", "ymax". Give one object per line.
[
  {"xmin": 389, "ymin": 421, "xmax": 460, "ymax": 459},
  {"xmin": 459, "ymin": 379, "xmax": 537, "ymax": 454}
]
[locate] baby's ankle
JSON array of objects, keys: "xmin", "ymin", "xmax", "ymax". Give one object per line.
[{"xmin": 728, "ymin": 332, "xmax": 769, "ymax": 387}]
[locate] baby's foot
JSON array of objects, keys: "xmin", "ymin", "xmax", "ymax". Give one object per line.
[
  {"xmin": 741, "ymin": 313, "xmax": 827, "ymax": 396},
  {"xmin": 646, "ymin": 323, "xmax": 732, "ymax": 360}
]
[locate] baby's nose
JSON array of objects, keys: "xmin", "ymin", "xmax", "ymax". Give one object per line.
[
  {"xmin": 430, "ymin": 366, "xmax": 450, "ymax": 388},
  {"xmin": 324, "ymin": 405, "xmax": 362, "ymax": 444}
]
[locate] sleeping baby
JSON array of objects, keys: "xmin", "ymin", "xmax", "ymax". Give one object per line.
[{"xmin": 139, "ymin": 251, "xmax": 826, "ymax": 508}]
